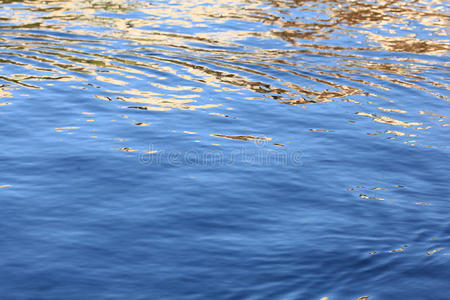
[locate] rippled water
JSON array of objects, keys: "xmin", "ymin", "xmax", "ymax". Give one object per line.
[{"xmin": 0, "ymin": 0, "xmax": 449, "ymax": 299}]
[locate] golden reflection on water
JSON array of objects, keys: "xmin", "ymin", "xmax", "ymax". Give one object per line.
[
  {"xmin": 356, "ymin": 112, "xmax": 423, "ymax": 127},
  {"xmin": 345, "ymin": 184, "xmax": 437, "ymax": 206},
  {"xmin": 210, "ymin": 134, "xmax": 272, "ymax": 142},
  {"xmin": 427, "ymin": 248, "xmax": 443, "ymax": 255},
  {"xmin": 309, "ymin": 128, "xmax": 335, "ymax": 132},
  {"xmin": 0, "ymin": 0, "xmax": 448, "ymax": 147},
  {"xmin": 113, "ymin": 147, "xmax": 137, "ymax": 152}
]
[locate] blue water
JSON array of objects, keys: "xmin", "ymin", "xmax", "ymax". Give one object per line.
[{"xmin": 0, "ymin": 0, "xmax": 449, "ymax": 299}]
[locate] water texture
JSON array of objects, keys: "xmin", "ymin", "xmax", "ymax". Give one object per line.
[{"xmin": 0, "ymin": 0, "xmax": 449, "ymax": 299}]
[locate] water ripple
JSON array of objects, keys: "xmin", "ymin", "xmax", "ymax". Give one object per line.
[{"xmin": 0, "ymin": 0, "xmax": 449, "ymax": 299}]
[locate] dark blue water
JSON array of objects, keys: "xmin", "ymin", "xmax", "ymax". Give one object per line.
[{"xmin": 0, "ymin": 0, "xmax": 449, "ymax": 299}]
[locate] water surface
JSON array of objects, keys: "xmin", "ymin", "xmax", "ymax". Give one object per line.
[{"xmin": 0, "ymin": 0, "xmax": 449, "ymax": 299}]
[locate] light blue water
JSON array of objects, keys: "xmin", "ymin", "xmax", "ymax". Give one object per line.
[{"xmin": 0, "ymin": 0, "xmax": 449, "ymax": 299}]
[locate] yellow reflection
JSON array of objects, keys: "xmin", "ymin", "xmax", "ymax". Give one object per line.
[
  {"xmin": 360, "ymin": 194, "xmax": 385, "ymax": 201},
  {"xmin": 152, "ymin": 83, "xmax": 203, "ymax": 92},
  {"xmin": 96, "ymin": 75, "xmax": 128, "ymax": 86},
  {"xmin": 144, "ymin": 150, "xmax": 158, "ymax": 154},
  {"xmin": 0, "ymin": 88, "xmax": 12, "ymax": 98},
  {"xmin": 118, "ymin": 93, "xmax": 221, "ymax": 111},
  {"xmin": 385, "ymin": 130, "xmax": 416, "ymax": 137},
  {"xmin": 388, "ymin": 248, "xmax": 405, "ymax": 253},
  {"xmin": 427, "ymin": 248, "xmax": 443, "ymax": 255},
  {"xmin": 113, "ymin": 147, "xmax": 137, "ymax": 152},
  {"xmin": 378, "ymin": 107, "xmax": 407, "ymax": 114},
  {"xmin": 357, "ymin": 112, "xmax": 423, "ymax": 127},
  {"xmin": 209, "ymin": 112, "xmax": 229, "ymax": 118},
  {"xmin": 210, "ymin": 134, "xmax": 272, "ymax": 141},
  {"xmin": 309, "ymin": 129, "xmax": 335, "ymax": 133}
]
